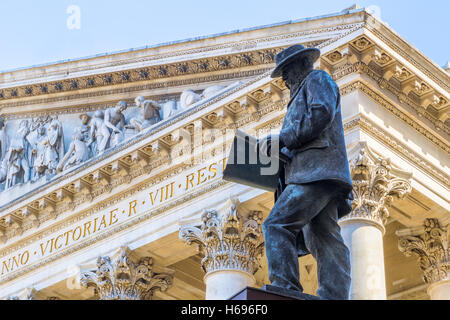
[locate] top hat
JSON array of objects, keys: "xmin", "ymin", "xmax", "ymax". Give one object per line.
[{"xmin": 271, "ymin": 44, "xmax": 320, "ymax": 78}]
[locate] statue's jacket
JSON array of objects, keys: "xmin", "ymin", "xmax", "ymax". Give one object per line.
[{"xmin": 279, "ymin": 69, "xmax": 352, "ymax": 218}]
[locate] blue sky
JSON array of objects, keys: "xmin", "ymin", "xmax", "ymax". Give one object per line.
[{"xmin": 0, "ymin": 0, "xmax": 448, "ymax": 72}]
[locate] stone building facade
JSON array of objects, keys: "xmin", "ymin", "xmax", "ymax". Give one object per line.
[{"xmin": 0, "ymin": 6, "xmax": 448, "ymax": 300}]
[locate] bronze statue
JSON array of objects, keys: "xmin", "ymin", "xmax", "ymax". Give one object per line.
[{"xmin": 258, "ymin": 44, "xmax": 353, "ymax": 300}]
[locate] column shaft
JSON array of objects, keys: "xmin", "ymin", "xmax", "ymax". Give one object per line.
[
  {"xmin": 341, "ymin": 220, "xmax": 386, "ymax": 299},
  {"xmin": 204, "ymin": 270, "xmax": 255, "ymax": 300}
]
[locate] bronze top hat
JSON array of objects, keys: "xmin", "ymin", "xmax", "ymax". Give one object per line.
[{"xmin": 271, "ymin": 44, "xmax": 320, "ymax": 78}]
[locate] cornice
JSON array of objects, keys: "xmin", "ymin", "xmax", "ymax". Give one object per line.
[
  {"xmin": 0, "ymin": 48, "xmax": 281, "ymax": 109},
  {"xmin": 0, "ymin": 69, "xmax": 271, "ymax": 118},
  {"xmin": 364, "ymin": 15, "xmax": 449, "ymax": 93},
  {"xmin": 0, "ymin": 21, "xmax": 367, "ymax": 110},
  {"xmin": 357, "ymin": 115, "xmax": 449, "ymax": 188},
  {"xmin": 0, "ymin": 21, "xmax": 364, "ymax": 85},
  {"xmin": 322, "ymin": 34, "xmax": 449, "ymax": 135},
  {"xmin": 339, "ymin": 80, "xmax": 450, "ymax": 154}
]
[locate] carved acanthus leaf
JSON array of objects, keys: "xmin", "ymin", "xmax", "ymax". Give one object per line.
[
  {"xmin": 397, "ymin": 218, "xmax": 449, "ymax": 284},
  {"xmin": 80, "ymin": 247, "xmax": 173, "ymax": 300},
  {"xmin": 180, "ymin": 198, "xmax": 264, "ymax": 275},
  {"xmin": 344, "ymin": 143, "xmax": 412, "ymax": 226}
]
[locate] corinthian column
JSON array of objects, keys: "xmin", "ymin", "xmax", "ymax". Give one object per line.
[
  {"xmin": 180, "ymin": 197, "xmax": 264, "ymax": 300},
  {"xmin": 339, "ymin": 143, "xmax": 411, "ymax": 300},
  {"xmin": 397, "ymin": 218, "xmax": 450, "ymax": 300},
  {"xmin": 80, "ymin": 247, "xmax": 173, "ymax": 300}
]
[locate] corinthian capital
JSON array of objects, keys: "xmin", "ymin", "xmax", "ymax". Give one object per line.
[
  {"xmin": 80, "ymin": 247, "xmax": 173, "ymax": 300},
  {"xmin": 179, "ymin": 197, "xmax": 264, "ymax": 276},
  {"xmin": 342, "ymin": 142, "xmax": 412, "ymax": 228},
  {"xmin": 397, "ymin": 218, "xmax": 449, "ymax": 285}
]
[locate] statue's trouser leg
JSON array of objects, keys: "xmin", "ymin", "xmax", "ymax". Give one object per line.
[
  {"xmin": 262, "ymin": 182, "xmax": 339, "ymax": 292},
  {"xmin": 302, "ymin": 198, "xmax": 351, "ymax": 300}
]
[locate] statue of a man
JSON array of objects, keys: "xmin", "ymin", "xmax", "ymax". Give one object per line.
[
  {"xmin": 129, "ymin": 96, "xmax": 161, "ymax": 131},
  {"xmin": 104, "ymin": 101, "xmax": 127, "ymax": 148},
  {"xmin": 258, "ymin": 44, "xmax": 353, "ymax": 300},
  {"xmin": 77, "ymin": 113, "xmax": 92, "ymax": 143},
  {"xmin": 75, "ymin": 113, "xmax": 93, "ymax": 157},
  {"xmin": 90, "ymin": 110, "xmax": 110, "ymax": 154},
  {"xmin": 4, "ymin": 120, "xmax": 32, "ymax": 189},
  {"xmin": 31, "ymin": 126, "xmax": 48, "ymax": 180},
  {"xmin": 44, "ymin": 118, "xmax": 65, "ymax": 176}
]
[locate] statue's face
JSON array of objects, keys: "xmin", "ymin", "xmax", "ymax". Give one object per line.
[
  {"xmin": 115, "ymin": 102, "xmax": 127, "ymax": 113},
  {"xmin": 281, "ymin": 66, "xmax": 296, "ymax": 90},
  {"xmin": 81, "ymin": 115, "xmax": 89, "ymax": 125},
  {"xmin": 281, "ymin": 57, "xmax": 313, "ymax": 90},
  {"xmin": 135, "ymin": 97, "xmax": 144, "ymax": 107}
]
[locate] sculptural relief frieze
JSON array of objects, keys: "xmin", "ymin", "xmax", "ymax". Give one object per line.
[
  {"xmin": 0, "ymin": 99, "xmax": 163, "ymax": 192},
  {"xmin": 0, "ymin": 83, "xmax": 240, "ymax": 193}
]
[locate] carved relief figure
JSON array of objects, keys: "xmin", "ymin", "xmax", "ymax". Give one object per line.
[
  {"xmin": 76, "ymin": 113, "xmax": 92, "ymax": 144},
  {"xmin": 30, "ymin": 126, "xmax": 48, "ymax": 180},
  {"xmin": 104, "ymin": 101, "xmax": 128, "ymax": 148},
  {"xmin": 44, "ymin": 118, "xmax": 65, "ymax": 176},
  {"xmin": 0, "ymin": 117, "xmax": 9, "ymax": 163},
  {"xmin": 129, "ymin": 96, "xmax": 161, "ymax": 132},
  {"xmin": 201, "ymin": 85, "xmax": 225, "ymax": 99},
  {"xmin": 75, "ymin": 113, "xmax": 93, "ymax": 157},
  {"xmin": 180, "ymin": 89, "xmax": 202, "ymax": 110},
  {"xmin": 90, "ymin": 110, "xmax": 110, "ymax": 155},
  {"xmin": 57, "ymin": 131, "xmax": 90, "ymax": 172},
  {"xmin": 4, "ymin": 120, "xmax": 32, "ymax": 189},
  {"xmin": 162, "ymin": 100, "xmax": 179, "ymax": 119}
]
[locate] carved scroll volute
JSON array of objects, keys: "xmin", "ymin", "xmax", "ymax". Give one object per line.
[
  {"xmin": 180, "ymin": 197, "xmax": 264, "ymax": 276},
  {"xmin": 397, "ymin": 218, "xmax": 449, "ymax": 285},
  {"xmin": 343, "ymin": 142, "xmax": 412, "ymax": 229}
]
